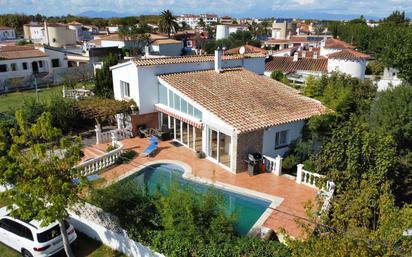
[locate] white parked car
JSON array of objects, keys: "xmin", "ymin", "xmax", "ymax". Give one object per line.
[{"xmin": 0, "ymin": 206, "xmax": 77, "ymax": 257}]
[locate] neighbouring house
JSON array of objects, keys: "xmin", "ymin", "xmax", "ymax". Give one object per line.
[
  {"xmin": 0, "ymin": 45, "xmax": 92, "ymax": 92},
  {"xmin": 149, "ymin": 39, "xmax": 184, "ymax": 56},
  {"xmin": 176, "ymin": 14, "xmax": 218, "ymax": 29},
  {"xmin": 106, "ymin": 25, "xmax": 120, "ymax": 34},
  {"xmin": 93, "ymin": 33, "xmax": 182, "ymax": 56},
  {"xmin": 225, "ymin": 44, "xmax": 267, "ymax": 55},
  {"xmin": 219, "ymin": 16, "xmax": 234, "ymax": 25},
  {"xmin": 173, "ymin": 31, "xmax": 208, "ymax": 54},
  {"xmin": 110, "ymin": 51, "xmax": 329, "ymax": 173},
  {"xmin": 265, "ymin": 38, "xmax": 369, "ymax": 83},
  {"xmin": 23, "ymin": 22, "xmax": 77, "ymax": 47},
  {"xmin": 0, "ymin": 26, "xmax": 16, "ymax": 41},
  {"xmin": 263, "ymin": 36, "xmax": 321, "ymax": 50},
  {"xmin": 68, "ymin": 21, "xmax": 93, "ymax": 41},
  {"xmin": 271, "ymin": 20, "xmax": 296, "ymax": 40},
  {"xmin": 377, "ymin": 67, "xmax": 403, "ymax": 91}
]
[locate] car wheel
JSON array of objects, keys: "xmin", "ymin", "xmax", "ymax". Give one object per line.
[{"xmin": 21, "ymin": 249, "xmax": 33, "ymax": 257}]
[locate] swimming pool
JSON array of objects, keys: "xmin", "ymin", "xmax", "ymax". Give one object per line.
[{"xmin": 121, "ymin": 163, "xmax": 271, "ymax": 235}]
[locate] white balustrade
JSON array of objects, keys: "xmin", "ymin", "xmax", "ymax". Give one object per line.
[
  {"xmin": 296, "ymin": 164, "xmax": 325, "ymax": 189},
  {"xmin": 76, "ymin": 142, "xmax": 124, "ymax": 177},
  {"xmin": 98, "ymin": 128, "xmax": 133, "ymax": 144},
  {"xmin": 62, "ymin": 87, "xmax": 94, "ymax": 99},
  {"xmin": 262, "ymin": 155, "xmax": 282, "ymax": 176}
]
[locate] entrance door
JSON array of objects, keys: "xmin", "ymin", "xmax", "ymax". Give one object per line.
[{"xmin": 31, "ymin": 61, "xmax": 39, "ymax": 73}]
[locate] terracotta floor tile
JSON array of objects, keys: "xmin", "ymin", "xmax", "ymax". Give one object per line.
[{"xmin": 85, "ymin": 137, "xmax": 318, "ymax": 239}]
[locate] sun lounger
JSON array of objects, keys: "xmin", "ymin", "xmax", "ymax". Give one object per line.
[{"xmin": 141, "ymin": 136, "xmax": 158, "ymax": 157}]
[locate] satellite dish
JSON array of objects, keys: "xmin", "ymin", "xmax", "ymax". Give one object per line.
[{"xmin": 239, "ymin": 46, "xmax": 246, "ymax": 55}]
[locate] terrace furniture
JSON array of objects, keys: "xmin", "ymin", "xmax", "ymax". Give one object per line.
[{"xmin": 141, "ymin": 136, "xmax": 159, "ymax": 157}]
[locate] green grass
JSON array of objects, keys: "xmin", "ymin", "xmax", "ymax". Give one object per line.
[
  {"xmin": 0, "ymin": 82, "xmax": 95, "ymax": 113},
  {"xmin": 0, "ymin": 232, "xmax": 127, "ymax": 257}
]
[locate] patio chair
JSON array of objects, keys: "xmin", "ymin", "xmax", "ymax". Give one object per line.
[{"xmin": 141, "ymin": 136, "xmax": 158, "ymax": 157}]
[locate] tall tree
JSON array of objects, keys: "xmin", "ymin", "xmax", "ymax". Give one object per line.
[
  {"xmin": 94, "ymin": 54, "xmax": 119, "ymax": 98},
  {"xmin": 0, "ymin": 111, "xmax": 84, "ymax": 257},
  {"xmin": 118, "ymin": 25, "xmax": 150, "ymax": 56},
  {"xmin": 158, "ymin": 10, "xmax": 179, "ymax": 38}
]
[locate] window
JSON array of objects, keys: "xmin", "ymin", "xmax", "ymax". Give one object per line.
[
  {"xmin": 188, "ymin": 103, "xmax": 194, "ymax": 116},
  {"xmin": 10, "ymin": 63, "xmax": 17, "ymax": 71},
  {"xmin": 51, "ymin": 58, "xmax": 60, "ymax": 68},
  {"xmin": 174, "ymin": 93, "xmax": 180, "ymax": 111},
  {"xmin": 120, "ymin": 81, "xmax": 130, "ymax": 98},
  {"xmin": 0, "ymin": 219, "xmax": 33, "ymax": 241},
  {"xmin": 22, "ymin": 62, "xmax": 28, "ymax": 70},
  {"xmin": 181, "ymin": 98, "xmax": 188, "ymax": 114},
  {"xmin": 194, "ymin": 108, "xmax": 202, "ymax": 120},
  {"xmin": 0, "ymin": 64, "xmax": 7, "ymax": 72},
  {"xmin": 38, "ymin": 61, "xmax": 43, "ymax": 68},
  {"xmin": 168, "ymin": 91, "xmax": 174, "ymax": 107},
  {"xmin": 186, "ymin": 40, "xmax": 193, "ymax": 48},
  {"xmin": 158, "ymin": 83, "xmax": 168, "ymax": 105},
  {"xmin": 275, "ymin": 130, "xmax": 289, "ymax": 148}
]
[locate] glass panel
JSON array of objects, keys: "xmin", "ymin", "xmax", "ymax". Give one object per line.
[
  {"xmin": 161, "ymin": 113, "xmax": 168, "ymax": 129},
  {"xmin": 176, "ymin": 119, "xmax": 181, "ymax": 141},
  {"xmin": 209, "ymin": 129, "xmax": 218, "ymax": 160},
  {"xmin": 195, "ymin": 127, "xmax": 202, "ymax": 151},
  {"xmin": 168, "ymin": 91, "xmax": 174, "ymax": 108},
  {"xmin": 188, "ymin": 125, "xmax": 193, "ymax": 148},
  {"xmin": 182, "ymin": 122, "xmax": 188, "ymax": 145},
  {"xmin": 170, "ymin": 117, "xmax": 175, "ymax": 136},
  {"xmin": 159, "ymin": 84, "xmax": 168, "ymax": 105},
  {"xmin": 181, "ymin": 99, "xmax": 188, "ymax": 114},
  {"xmin": 219, "ymin": 132, "xmax": 231, "ymax": 168},
  {"xmin": 194, "ymin": 108, "xmax": 202, "ymax": 120},
  {"xmin": 174, "ymin": 94, "xmax": 180, "ymax": 111},
  {"xmin": 188, "ymin": 103, "xmax": 194, "ymax": 116}
]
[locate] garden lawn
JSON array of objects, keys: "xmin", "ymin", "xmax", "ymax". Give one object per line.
[
  {"xmin": 0, "ymin": 82, "xmax": 95, "ymax": 113},
  {"xmin": 0, "ymin": 232, "xmax": 126, "ymax": 257}
]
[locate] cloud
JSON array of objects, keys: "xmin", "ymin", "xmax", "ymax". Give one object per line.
[{"xmin": 0, "ymin": 0, "xmax": 411, "ymax": 17}]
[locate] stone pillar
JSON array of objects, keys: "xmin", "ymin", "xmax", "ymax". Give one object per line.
[
  {"xmin": 111, "ymin": 131, "xmax": 117, "ymax": 147},
  {"xmin": 62, "ymin": 85, "xmax": 66, "ymax": 98},
  {"xmin": 274, "ymin": 155, "xmax": 283, "ymax": 176},
  {"xmin": 296, "ymin": 164, "xmax": 304, "ymax": 184},
  {"xmin": 116, "ymin": 114, "xmax": 123, "ymax": 129},
  {"xmin": 95, "ymin": 124, "xmax": 102, "ymax": 144}
]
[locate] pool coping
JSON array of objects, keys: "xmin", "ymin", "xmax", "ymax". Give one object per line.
[{"xmin": 105, "ymin": 159, "xmax": 284, "ymax": 236}]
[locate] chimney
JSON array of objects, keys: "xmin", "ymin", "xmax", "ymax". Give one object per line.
[
  {"xmin": 302, "ymin": 51, "xmax": 306, "ymax": 58},
  {"xmin": 43, "ymin": 21, "xmax": 50, "ymax": 46},
  {"xmin": 214, "ymin": 47, "xmax": 222, "ymax": 73},
  {"xmin": 313, "ymin": 52, "xmax": 318, "ymax": 59},
  {"xmin": 293, "ymin": 52, "xmax": 299, "ymax": 62}
]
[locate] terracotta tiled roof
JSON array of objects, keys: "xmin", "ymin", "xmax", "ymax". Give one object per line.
[
  {"xmin": 324, "ymin": 38, "xmax": 355, "ymax": 49},
  {"xmin": 159, "ymin": 68, "xmax": 329, "ymax": 133},
  {"xmin": 265, "ymin": 56, "xmax": 328, "ymax": 73},
  {"xmin": 132, "ymin": 53, "xmax": 265, "ymax": 67},
  {"xmin": 297, "ymin": 48, "xmax": 320, "ymax": 58},
  {"xmin": 289, "ymin": 36, "xmax": 310, "ymax": 43},
  {"xmin": 0, "ymin": 46, "xmax": 48, "ymax": 60},
  {"xmin": 264, "ymin": 39, "xmax": 289, "ymax": 44},
  {"xmin": 327, "ymin": 49, "xmax": 369, "ymax": 60},
  {"xmin": 0, "ymin": 26, "xmax": 13, "ymax": 30},
  {"xmin": 225, "ymin": 44, "xmax": 267, "ymax": 55}
]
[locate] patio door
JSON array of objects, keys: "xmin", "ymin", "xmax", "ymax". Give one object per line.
[{"xmin": 207, "ymin": 127, "xmax": 231, "ymax": 169}]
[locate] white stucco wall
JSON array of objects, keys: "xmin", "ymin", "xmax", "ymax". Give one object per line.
[
  {"xmin": 43, "ymin": 48, "xmax": 69, "ymax": 69},
  {"xmin": 101, "ymin": 40, "xmax": 126, "ymax": 48},
  {"xmin": 262, "ymin": 120, "xmax": 305, "ymax": 157},
  {"xmin": 0, "ymin": 57, "xmax": 50, "ymax": 81},
  {"xmin": 112, "ymin": 63, "xmax": 139, "ymax": 103},
  {"xmin": 158, "ymin": 42, "xmax": 184, "ymax": 56},
  {"xmin": 327, "ymin": 58, "xmax": 366, "ymax": 79}
]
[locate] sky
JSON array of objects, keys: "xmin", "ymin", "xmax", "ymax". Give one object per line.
[{"xmin": 0, "ymin": 0, "xmax": 411, "ymax": 19}]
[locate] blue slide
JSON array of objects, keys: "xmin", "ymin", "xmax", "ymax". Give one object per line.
[{"xmin": 142, "ymin": 136, "xmax": 158, "ymax": 157}]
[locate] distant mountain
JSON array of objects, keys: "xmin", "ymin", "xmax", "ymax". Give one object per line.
[
  {"xmin": 239, "ymin": 9, "xmax": 382, "ymax": 21},
  {"xmin": 77, "ymin": 10, "xmax": 134, "ymax": 18}
]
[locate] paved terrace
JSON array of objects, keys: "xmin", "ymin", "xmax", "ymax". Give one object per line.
[{"xmin": 82, "ymin": 137, "xmax": 318, "ymax": 240}]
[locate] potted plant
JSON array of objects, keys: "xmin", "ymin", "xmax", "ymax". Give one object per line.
[{"xmin": 195, "ymin": 151, "xmax": 206, "ymax": 159}]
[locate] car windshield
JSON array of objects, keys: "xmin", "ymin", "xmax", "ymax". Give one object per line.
[{"xmin": 36, "ymin": 221, "xmax": 69, "ymax": 243}]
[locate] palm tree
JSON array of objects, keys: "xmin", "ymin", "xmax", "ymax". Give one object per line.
[{"xmin": 158, "ymin": 10, "xmax": 179, "ymax": 38}]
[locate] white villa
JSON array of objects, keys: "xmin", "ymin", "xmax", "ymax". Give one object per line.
[
  {"xmin": 110, "ymin": 51, "xmax": 328, "ymax": 173},
  {"xmin": 265, "ymin": 38, "xmax": 370, "ymax": 83}
]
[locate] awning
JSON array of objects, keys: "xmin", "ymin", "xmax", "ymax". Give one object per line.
[{"xmin": 155, "ymin": 105, "xmax": 203, "ymax": 129}]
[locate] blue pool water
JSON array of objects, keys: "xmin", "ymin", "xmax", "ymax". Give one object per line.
[{"xmin": 122, "ymin": 163, "xmax": 270, "ymax": 235}]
